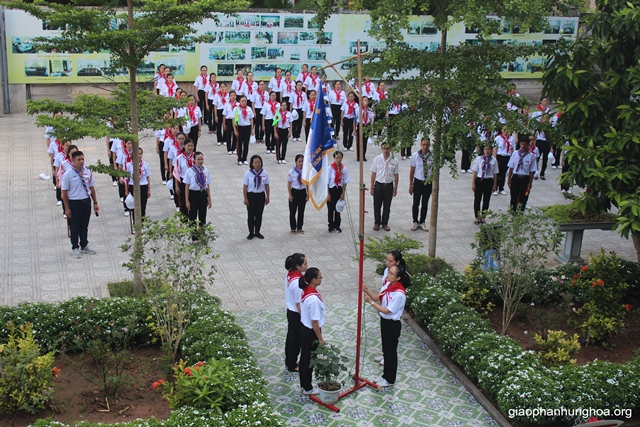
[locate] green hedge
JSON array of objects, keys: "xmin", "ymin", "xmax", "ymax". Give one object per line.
[
  {"xmin": 407, "ymin": 272, "xmax": 640, "ymax": 425},
  {"xmin": 0, "ymin": 292, "xmax": 284, "ymax": 427}
]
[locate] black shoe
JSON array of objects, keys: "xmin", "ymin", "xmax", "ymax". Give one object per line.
[
  {"xmin": 255, "ymin": 232, "xmax": 265, "ymax": 239},
  {"xmin": 328, "ymin": 227, "xmax": 334, "ymax": 233},
  {"xmin": 247, "ymin": 234, "xmax": 254, "ymax": 240},
  {"xmin": 335, "ymin": 227, "xmax": 342, "ymax": 233}
]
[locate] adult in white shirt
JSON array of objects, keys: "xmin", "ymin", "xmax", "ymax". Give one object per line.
[
  {"xmin": 329, "ymin": 81, "xmax": 346, "ymax": 139},
  {"xmin": 232, "ymin": 95, "xmax": 255, "ymax": 165},
  {"xmin": 408, "ymin": 139, "xmax": 433, "ymax": 231},
  {"xmin": 370, "ymin": 144, "xmax": 399, "ymax": 231},
  {"xmin": 471, "ymin": 144, "xmax": 499, "ymax": 224},
  {"xmin": 507, "ymin": 138, "xmax": 537, "ymax": 212}
]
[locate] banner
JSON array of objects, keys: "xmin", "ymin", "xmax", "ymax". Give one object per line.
[{"xmin": 5, "ymin": 10, "xmax": 579, "ymax": 84}]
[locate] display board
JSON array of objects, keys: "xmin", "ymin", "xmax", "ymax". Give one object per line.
[{"xmin": 5, "ymin": 10, "xmax": 579, "ymax": 84}]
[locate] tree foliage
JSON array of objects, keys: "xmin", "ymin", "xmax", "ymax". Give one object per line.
[{"xmin": 542, "ymin": 0, "xmax": 640, "ymax": 261}]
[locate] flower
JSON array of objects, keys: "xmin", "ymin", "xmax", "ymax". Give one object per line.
[
  {"xmin": 592, "ymin": 282, "xmax": 598, "ymax": 287},
  {"xmin": 195, "ymin": 361, "xmax": 205, "ymax": 370},
  {"xmin": 152, "ymin": 379, "xmax": 165, "ymax": 389},
  {"xmin": 52, "ymin": 367, "xmax": 59, "ymax": 376},
  {"xmin": 624, "ymin": 304, "xmax": 632, "ymax": 311},
  {"xmin": 581, "ymin": 265, "xmax": 588, "ymax": 272},
  {"xmin": 597, "ymin": 279, "xmax": 604, "ymax": 286},
  {"xmin": 184, "ymin": 367, "xmax": 193, "ymax": 376}
]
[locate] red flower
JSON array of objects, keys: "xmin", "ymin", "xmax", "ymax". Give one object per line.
[
  {"xmin": 152, "ymin": 379, "xmax": 164, "ymax": 389},
  {"xmin": 592, "ymin": 282, "xmax": 597, "ymax": 287},
  {"xmin": 624, "ymin": 304, "xmax": 632, "ymax": 311},
  {"xmin": 52, "ymin": 367, "xmax": 59, "ymax": 376},
  {"xmin": 195, "ymin": 361, "xmax": 204, "ymax": 370},
  {"xmin": 581, "ymin": 265, "xmax": 589, "ymax": 272},
  {"xmin": 184, "ymin": 367, "xmax": 192, "ymax": 376},
  {"xmin": 597, "ymin": 279, "xmax": 604, "ymax": 286}
]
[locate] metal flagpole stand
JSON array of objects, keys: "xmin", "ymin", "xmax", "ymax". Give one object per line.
[{"xmin": 309, "ymin": 40, "xmax": 378, "ymax": 413}]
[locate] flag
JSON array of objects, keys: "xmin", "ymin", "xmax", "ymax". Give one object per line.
[
  {"xmin": 273, "ymin": 109, "xmax": 281, "ymax": 126},
  {"xmin": 301, "ymin": 88, "xmax": 335, "ymax": 209}
]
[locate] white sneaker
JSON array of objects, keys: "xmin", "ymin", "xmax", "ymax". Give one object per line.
[
  {"xmin": 232, "ymin": 150, "xmax": 237, "ymax": 154},
  {"xmin": 72, "ymin": 248, "xmax": 81, "ymax": 259},
  {"xmin": 162, "ymin": 180, "xmax": 167, "ymax": 185},
  {"xmin": 492, "ymin": 191, "xmax": 498, "ymax": 196},
  {"xmin": 566, "ymin": 189, "xmax": 572, "ymax": 194},
  {"xmin": 281, "ymin": 160, "xmax": 286, "ymax": 164},
  {"xmin": 411, "ymin": 222, "xmax": 418, "ymax": 231},
  {"xmin": 39, "ymin": 173, "xmax": 50, "ymax": 180},
  {"xmin": 238, "ymin": 161, "xmax": 243, "ymax": 166},
  {"xmin": 124, "ymin": 211, "xmax": 130, "ymax": 217},
  {"xmin": 56, "ymin": 200, "xmax": 62, "ymax": 206},
  {"xmin": 500, "ymin": 190, "xmax": 507, "ymax": 195},
  {"xmin": 302, "ymin": 388, "xmax": 320, "ymax": 395},
  {"xmin": 277, "ymin": 160, "xmax": 282, "ymax": 164},
  {"xmin": 170, "ymin": 195, "xmax": 174, "ymax": 200},
  {"xmin": 243, "ymin": 161, "xmax": 249, "ymax": 165},
  {"xmin": 175, "ymin": 207, "xmax": 180, "ymax": 212},
  {"xmin": 461, "ymin": 169, "xmax": 466, "ymax": 173},
  {"xmin": 228, "ymin": 151, "xmax": 233, "ymax": 155},
  {"xmin": 419, "ymin": 223, "xmax": 428, "ymax": 232},
  {"xmin": 466, "ymin": 170, "xmax": 472, "ymax": 173},
  {"xmin": 374, "ymin": 355, "xmax": 384, "ymax": 362},
  {"xmin": 402, "ymin": 156, "xmax": 406, "ymax": 160},
  {"xmin": 63, "ymin": 214, "xmax": 67, "ymax": 219},
  {"xmin": 217, "ymin": 142, "xmax": 222, "ymax": 146},
  {"xmin": 552, "ymin": 165, "xmax": 557, "ymax": 169},
  {"xmin": 80, "ymin": 246, "xmax": 96, "ymax": 255},
  {"xmin": 373, "ymin": 376, "xmax": 392, "ymax": 387},
  {"xmin": 120, "ymin": 197, "xmax": 124, "ymax": 202},
  {"xmin": 112, "ymin": 181, "xmax": 118, "ymax": 187}
]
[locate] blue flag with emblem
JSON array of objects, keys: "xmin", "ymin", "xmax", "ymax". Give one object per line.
[{"xmin": 301, "ymin": 87, "xmax": 335, "ymax": 209}]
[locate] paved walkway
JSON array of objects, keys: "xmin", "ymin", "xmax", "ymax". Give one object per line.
[{"xmin": 1, "ymin": 113, "xmax": 636, "ymax": 308}]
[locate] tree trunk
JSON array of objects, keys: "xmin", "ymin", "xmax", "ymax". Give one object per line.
[
  {"xmin": 128, "ymin": 0, "xmax": 143, "ymax": 294},
  {"xmin": 633, "ymin": 231, "xmax": 640, "ymax": 263},
  {"xmin": 427, "ymin": 28, "xmax": 448, "ymax": 259}
]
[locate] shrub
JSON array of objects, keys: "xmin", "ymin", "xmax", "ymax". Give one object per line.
[
  {"xmin": 534, "ymin": 330, "xmax": 580, "ymax": 367},
  {"xmin": 0, "ymin": 323, "xmax": 56, "ymax": 417},
  {"xmin": 461, "ymin": 262, "xmax": 495, "ymax": 315},
  {"xmin": 429, "ymin": 304, "xmax": 493, "ymax": 356}
]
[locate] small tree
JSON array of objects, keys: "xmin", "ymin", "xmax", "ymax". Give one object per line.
[{"xmin": 474, "ymin": 210, "xmax": 563, "ymax": 334}]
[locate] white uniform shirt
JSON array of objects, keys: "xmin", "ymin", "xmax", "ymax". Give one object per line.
[
  {"xmin": 116, "ymin": 149, "xmax": 133, "ymax": 168},
  {"xmin": 222, "ymin": 101, "xmax": 240, "ymax": 120},
  {"xmin": 126, "ymin": 161, "xmax": 152, "ymax": 185},
  {"xmin": 508, "ymin": 149, "xmax": 538, "ymax": 176},
  {"xmin": 379, "ymin": 286, "xmax": 406, "ymax": 321},
  {"xmin": 296, "ymin": 72, "xmax": 309, "ymax": 84},
  {"xmin": 252, "ymin": 90, "xmax": 268, "ymax": 110},
  {"xmin": 329, "ymin": 90, "xmax": 346, "ymax": 106},
  {"xmin": 160, "ymin": 81, "xmax": 178, "ymax": 97},
  {"xmin": 231, "ymin": 77, "xmax": 245, "ymax": 95},
  {"xmin": 409, "ymin": 150, "xmax": 434, "ymax": 181},
  {"xmin": 214, "ymin": 92, "xmax": 230, "ymax": 110},
  {"xmin": 290, "ymin": 90, "xmax": 307, "ymax": 110},
  {"xmin": 184, "ymin": 106, "xmax": 202, "ymax": 129},
  {"xmin": 471, "ymin": 155, "xmax": 499, "ymax": 179},
  {"xmin": 48, "ymin": 140, "xmax": 64, "ymax": 156},
  {"xmin": 284, "ymin": 272, "xmax": 303, "ymax": 312},
  {"xmin": 373, "ymin": 89, "xmax": 388, "ymax": 103},
  {"xmin": 261, "ymin": 101, "xmax": 280, "ymax": 120},
  {"xmin": 341, "ymin": 101, "xmax": 359, "ymax": 119},
  {"xmin": 328, "ymin": 164, "xmax": 351, "ymax": 188},
  {"xmin": 276, "ymin": 110, "xmax": 293, "ymax": 129},
  {"xmin": 242, "ymin": 168, "xmax": 270, "ymax": 193},
  {"xmin": 44, "ymin": 126, "xmax": 57, "ymax": 145},
  {"xmin": 183, "ymin": 166, "xmax": 212, "ymax": 191},
  {"xmin": 163, "ymin": 134, "xmax": 177, "ymax": 155},
  {"xmin": 268, "ymin": 76, "xmax": 284, "ymax": 94},
  {"xmin": 371, "ymin": 154, "xmax": 399, "ymax": 184},
  {"xmin": 193, "ymin": 74, "xmax": 209, "ymax": 92},
  {"xmin": 360, "ymin": 81, "xmax": 375, "ymax": 98},
  {"xmin": 243, "ymin": 81, "xmax": 257, "ymax": 99},
  {"xmin": 287, "ymin": 167, "xmax": 307, "ymax": 191},
  {"xmin": 233, "ymin": 106, "xmax": 255, "ymax": 126},
  {"xmin": 359, "ymin": 107, "xmax": 374, "ymax": 125},
  {"xmin": 304, "ymin": 74, "xmax": 320, "ymax": 93},
  {"xmin": 300, "ymin": 291, "xmax": 325, "ymax": 329},
  {"xmin": 167, "ymin": 144, "xmax": 181, "ymax": 163},
  {"xmin": 495, "ymin": 133, "xmax": 515, "ymax": 156},
  {"xmin": 206, "ymin": 82, "xmax": 220, "ymax": 100},
  {"xmin": 303, "ymin": 99, "xmax": 316, "ymax": 118},
  {"xmin": 174, "ymin": 153, "xmax": 195, "ymax": 179},
  {"xmin": 61, "ymin": 166, "xmax": 95, "ymax": 200},
  {"xmin": 282, "ymin": 79, "xmax": 296, "ymax": 98}
]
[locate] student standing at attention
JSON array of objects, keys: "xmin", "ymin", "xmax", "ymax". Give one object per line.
[
  {"xmin": 408, "ymin": 138, "xmax": 434, "ymax": 232},
  {"xmin": 327, "ymin": 151, "xmax": 350, "ymax": 233},
  {"xmin": 471, "ymin": 144, "xmax": 499, "ymax": 224},
  {"xmin": 284, "ymin": 253, "xmax": 307, "ymax": 372},
  {"xmin": 287, "ymin": 154, "xmax": 308, "ymax": 234},
  {"xmin": 370, "ymin": 143, "xmax": 399, "ymax": 232},
  {"xmin": 507, "ymin": 138, "xmax": 537, "ymax": 212},
  {"xmin": 298, "ymin": 267, "xmax": 325, "ymax": 396},
  {"xmin": 184, "ymin": 151, "xmax": 212, "ymax": 242},
  {"xmin": 243, "ymin": 155, "xmax": 270, "ymax": 240}
]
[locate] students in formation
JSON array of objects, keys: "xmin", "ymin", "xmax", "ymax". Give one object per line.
[
  {"xmin": 213, "ymin": 83, "xmax": 229, "ymax": 145},
  {"xmin": 123, "ymin": 147, "xmax": 152, "ymax": 226},
  {"xmin": 184, "ymin": 151, "xmax": 212, "ymax": 241},
  {"xmin": 205, "ymin": 73, "xmax": 219, "ymax": 134},
  {"xmin": 115, "ymin": 139, "xmax": 134, "ymax": 217},
  {"xmin": 173, "ymin": 138, "xmax": 196, "ymax": 218},
  {"xmin": 355, "ymin": 96, "xmax": 374, "ymax": 162},
  {"xmin": 193, "ymin": 65, "xmax": 209, "ymax": 119},
  {"xmin": 493, "ymin": 126, "xmax": 515, "ymax": 196},
  {"xmin": 242, "ymin": 155, "xmax": 270, "ymax": 240},
  {"xmin": 329, "ymin": 81, "xmax": 346, "ymax": 140},
  {"xmin": 184, "ymin": 95, "xmax": 203, "ymax": 151},
  {"xmin": 252, "ymin": 81, "xmax": 268, "ymax": 143},
  {"xmin": 327, "ymin": 151, "xmax": 350, "ymax": 233},
  {"xmin": 341, "ymin": 92, "xmax": 359, "ymax": 151},
  {"xmin": 268, "ymin": 68, "xmax": 284, "ymax": 102},
  {"xmin": 287, "ymin": 154, "xmax": 308, "ymax": 234},
  {"xmin": 282, "ymin": 70, "xmax": 295, "ymax": 108},
  {"xmin": 222, "ymin": 91, "xmax": 239, "ymax": 156},
  {"xmin": 284, "ymin": 253, "xmax": 307, "ymax": 372}
]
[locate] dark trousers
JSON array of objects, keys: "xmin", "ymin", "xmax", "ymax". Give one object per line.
[
  {"xmin": 179, "ymin": 181, "xmax": 188, "ymax": 217},
  {"xmin": 264, "ymin": 120, "xmax": 275, "ymax": 151},
  {"xmin": 552, "ymin": 146, "xmax": 562, "ymax": 167},
  {"xmin": 289, "ymin": 188, "xmax": 307, "ymax": 231},
  {"xmin": 254, "ymin": 111, "xmax": 264, "ymax": 141},
  {"xmin": 246, "ymin": 192, "xmax": 266, "ymax": 234},
  {"xmin": 561, "ymin": 157, "xmax": 571, "ymax": 191},
  {"xmin": 157, "ymin": 140, "xmax": 167, "ymax": 181},
  {"xmin": 130, "ymin": 184, "xmax": 149, "ymax": 223},
  {"xmin": 497, "ymin": 155, "xmax": 510, "ymax": 192},
  {"xmin": 188, "ymin": 189, "xmax": 208, "ymax": 240},
  {"xmin": 473, "ymin": 178, "xmax": 494, "ymax": 218},
  {"xmin": 327, "ymin": 186, "xmax": 343, "ymax": 230},
  {"xmin": 285, "ymin": 309, "xmax": 301, "ymax": 371},
  {"xmin": 237, "ymin": 125, "xmax": 251, "ymax": 163},
  {"xmin": 206, "ymin": 99, "xmax": 215, "ymax": 130},
  {"xmin": 68, "ymin": 198, "xmax": 91, "ymax": 250},
  {"xmin": 299, "ymin": 324, "xmax": 319, "ymax": 392},
  {"xmin": 276, "ymin": 128, "xmax": 289, "ymax": 161},
  {"xmin": 537, "ymin": 139, "xmax": 551, "ymax": 176},
  {"xmin": 356, "ymin": 124, "xmax": 368, "ymax": 160},
  {"xmin": 373, "ymin": 182, "xmax": 394, "ymax": 226},
  {"xmin": 118, "ymin": 181, "xmax": 128, "ymax": 212},
  {"xmin": 343, "ymin": 117, "xmax": 354, "ymax": 149},
  {"xmin": 216, "ymin": 109, "xmax": 224, "ymax": 142},
  {"xmin": 401, "ymin": 147, "xmax": 411, "ymax": 158},
  {"xmin": 292, "ymin": 108, "xmax": 303, "ymax": 139},
  {"xmin": 461, "ymin": 149, "xmax": 472, "ymax": 170},
  {"xmin": 510, "ymin": 175, "xmax": 530, "ymax": 212},
  {"xmin": 172, "ymin": 175, "xmax": 180, "ymax": 208},
  {"xmin": 381, "ymin": 317, "xmax": 401, "ymax": 384},
  {"xmin": 224, "ymin": 118, "xmax": 236, "ymax": 152},
  {"xmin": 108, "ymin": 141, "xmax": 117, "ymax": 183},
  {"xmin": 304, "ymin": 118, "xmax": 312, "ymax": 141},
  {"xmin": 188, "ymin": 126, "xmax": 199, "ymax": 151},
  {"xmin": 56, "ymin": 188, "xmax": 66, "ymax": 214},
  {"xmin": 331, "ymin": 104, "xmax": 342, "ymax": 137},
  {"xmin": 197, "ymin": 90, "xmax": 206, "ymax": 116},
  {"xmin": 412, "ymin": 178, "xmax": 432, "ymax": 224}
]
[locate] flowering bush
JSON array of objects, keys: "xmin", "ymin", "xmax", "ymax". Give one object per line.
[{"xmin": 534, "ymin": 330, "xmax": 581, "ymax": 367}]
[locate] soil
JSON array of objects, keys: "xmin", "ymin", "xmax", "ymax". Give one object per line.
[
  {"xmin": 488, "ymin": 305, "xmax": 640, "ymax": 364},
  {"xmin": 5, "ymin": 346, "xmax": 172, "ymax": 427}
]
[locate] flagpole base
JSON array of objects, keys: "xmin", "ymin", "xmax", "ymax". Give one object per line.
[{"xmin": 307, "ymin": 375, "xmax": 378, "ymax": 412}]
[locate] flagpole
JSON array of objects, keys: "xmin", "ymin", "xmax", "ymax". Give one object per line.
[{"xmin": 318, "ymin": 51, "xmax": 371, "ymax": 72}]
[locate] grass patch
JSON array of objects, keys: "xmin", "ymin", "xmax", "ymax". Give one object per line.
[{"xmin": 107, "ymin": 280, "xmax": 135, "ymax": 297}]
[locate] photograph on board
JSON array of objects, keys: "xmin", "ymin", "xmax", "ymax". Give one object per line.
[
  {"xmin": 251, "ymin": 46, "xmax": 267, "ymax": 60},
  {"xmin": 225, "ymin": 31, "xmax": 251, "ymax": 44},
  {"xmin": 227, "ymin": 47, "xmax": 247, "ymax": 61},
  {"xmin": 284, "ymin": 16, "xmax": 304, "ymax": 29},
  {"xmin": 24, "ymin": 59, "xmax": 49, "ymax": 77},
  {"xmin": 236, "ymin": 14, "xmax": 260, "ymax": 28},
  {"xmin": 209, "ymin": 47, "xmax": 227, "ymax": 60},
  {"xmin": 277, "ymin": 31, "xmax": 299, "ymax": 45},
  {"xmin": 254, "ymin": 31, "xmax": 274, "ymax": 45},
  {"xmin": 261, "ymin": 15, "xmax": 281, "ymax": 28}
]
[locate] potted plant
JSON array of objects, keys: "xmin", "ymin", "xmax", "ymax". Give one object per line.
[{"xmin": 310, "ymin": 343, "xmax": 348, "ymax": 404}]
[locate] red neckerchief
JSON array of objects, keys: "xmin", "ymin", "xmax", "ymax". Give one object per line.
[
  {"xmin": 245, "ymin": 81, "xmax": 254, "ymax": 95},
  {"xmin": 285, "ymin": 80, "xmax": 293, "ymax": 92},
  {"xmin": 301, "ymin": 72, "xmax": 309, "ymax": 82},
  {"xmin": 286, "ymin": 271, "xmax": 302, "ymax": 287},
  {"xmin": 301, "ymin": 286, "xmax": 323, "ymax": 303},
  {"xmin": 201, "ymin": 74, "xmax": 208, "ymax": 88},
  {"xmin": 230, "ymin": 101, "xmax": 239, "ymax": 110},
  {"xmin": 274, "ymin": 76, "xmax": 282, "ymax": 89},
  {"xmin": 308, "ymin": 99, "xmax": 314, "ymax": 112},
  {"xmin": 55, "ymin": 139, "xmax": 65, "ymax": 154},
  {"xmin": 393, "ymin": 103, "xmax": 401, "ymax": 111},
  {"xmin": 241, "ymin": 106, "xmax": 248, "ymax": 121},
  {"xmin": 121, "ymin": 140, "xmax": 127, "ymax": 153},
  {"xmin": 363, "ymin": 107, "xmax": 369, "ymax": 124},
  {"xmin": 296, "ymin": 90, "xmax": 304, "ymax": 106},
  {"xmin": 537, "ymin": 104, "xmax": 547, "ymax": 112},
  {"xmin": 280, "ymin": 109, "xmax": 288, "ymax": 124},
  {"xmin": 269, "ymin": 100, "xmax": 278, "ymax": 115},
  {"xmin": 347, "ymin": 101, "xmax": 356, "ymax": 116},
  {"xmin": 322, "ymin": 83, "xmax": 329, "ymax": 94},
  {"xmin": 236, "ymin": 77, "xmax": 244, "ymax": 88},
  {"xmin": 376, "ymin": 89, "xmax": 386, "ymax": 100},
  {"xmin": 173, "ymin": 139, "xmax": 180, "ymax": 153},
  {"xmin": 333, "ymin": 89, "xmax": 341, "ymax": 103},
  {"xmin": 380, "ymin": 282, "xmax": 405, "ymax": 305},
  {"xmin": 309, "ymin": 74, "xmax": 318, "ymax": 86},
  {"xmin": 138, "ymin": 160, "xmax": 144, "ymax": 179},
  {"xmin": 181, "ymin": 151, "xmax": 194, "ymax": 168},
  {"xmin": 258, "ymin": 89, "xmax": 266, "ymax": 104},
  {"xmin": 164, "ymin": 128, "xmax": 175, "ymax": 144},
  {"xmin": 331, "ymin": 161, "xmax": 343, "ymax": 187},
  {"xmin": 210, "ymin": 81, "xmax": 219, "ymax": 95},
  {"xmin": 166, "ymin": 81, "xmax": 175, "ymax": 97},
  {"xmin": 500, "ymin": 133, "xmax": 511, "ymax": 154},
  {"xmin": 364, "ymin": 82, "xmax": 372, "ymax": 94},
  {"xmin": 219, "ymin": 92, "xmax": 227, "ymax": 104},
  {"xmin": 125, "ymin": 149, "xmax": 133, "ymax": 164},
  {"xmin": 187, "ymin": 104, "xmax": 197, "ymax": 123}
]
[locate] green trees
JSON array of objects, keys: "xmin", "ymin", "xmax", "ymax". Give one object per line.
[
  {"xmin": 542, "ymin": 0, "xmax": 640, "ymax": 262},
  {"xmin": 314, "ymin": 0, "xmax": 580, "ymax": 258}
]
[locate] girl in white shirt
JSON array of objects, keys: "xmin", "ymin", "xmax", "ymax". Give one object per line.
[
  {"xmin": 329, "ymin": 81, "xmax": 346, "ymax": 140},
  {"xmin": 284, "ymin": 253, "xmax": 307, "ymax": 371},
  {"xmin": 275, "ymin": 101, "xmax": 293, "ymax": 164},
  {"xmin": 205, "ymin": 73, "xmax": 219, "ymax": 134},
  {"xmin": 303, "ymin": 66, "xmax": 320, "ymax": 93},
  {"xmin": 193, "ymin": 65, "xmax": 209, "ymax": 118},
  {"xmin": 184, "ymin": 151, "xmax": 212, "ymax": 241},
  {"xmin": 471, "ymin": 144, "xmax": 499, "ymax": 224},
  {"xmin": 356, "ymin": 96, "xmax": 374, "ymax": 161},
  {"xmin": 213, "ymin": 83, "xmax": 230, "ymax": 145},
  {"xmin": 222, "ymin": 91, "xmax": 239, "ymax": 155},
  {"xmin": 327, "ymin": 151, "xmax": 350, "ymax": 233},
  {"xmin": 184, "ymin": 95, "xmax": 202, "ymax": 151},
  {"xmin": 298, "ymin": 267, "xmax": 325, "ymax": 395},
  {"xmin": 252, "ymin": 81, "xmax": 268, "ymax": 143},
  {"xmin": 282, "ymin": 70, "xmax": 296, "ymax": 108},
  {"xmin": 243, "ymin": 72, "xmax": 257, "ymax": 108},
  {"xmin": 231, "ymin": 69, "xmax": 245, "ymax": 96},
  {"xmin": 302, "ymin": 90, "xmax": 316, "ymax": 141},
  {"xmin": 242, "ymin": 155, "xmax": 270, "ymax": 239},
  {"xmin": 341, "ymin": 92, "xmax": 359, "ymax": 151},
  {"xmin": 296, "ymin": 64, "xmax": 310, "ymax": 89},
  {"xmin": 116, "ymin": 139, "xmax": 134, "ymax": 217},
  {"xmin": 233, "ymin": 95, "xmax": 255, "ymax": 166},
  {"xmin": 261, "ymin": 91, "xmax": 280, "ymax": 154},
  {"xmin": 493, "ymin": 126, "xmax": 515, "ymax": 195},
  {"xmin": 290, "ymin": 81, "xmax": 307, "ymax": 142},
  {"xmin": 287, "ymin": 155, "xmax": 308, "ymax": 234},
  {"xmin": 173, "ymin": 139, "xmax": 195, "ymax": 218},
  {"xmin": 268, "ymin": 68, "xmax": 284, "ymax": 102},
  {"xmin": 124, "ymin": 147, "xmax": 152, "ymax": 224}
]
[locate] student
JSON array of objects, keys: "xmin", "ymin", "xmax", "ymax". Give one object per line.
[
  {"xmin": 372, "ymin": 82, "xmax": 388, "ymax": 137},
  {"xmin": 61, "ymin": 150, "xmax": 99, "ymax": 259},
  {"xmin": 154, "ymin": 116, "xmax": 170, "ymax": 184},
  {"xmin": 303, "ymin": 66, "xmax": 320, "ymax": 93},
  {"xmin": 370, "ymin": 143, "xmax": 399, "ymax": 231},
  {"xmin": 162, "ymin": 125, "xmax": 179, "ymax": 191},
  {"xmin": 471, "ymin": 144, "xmax": 499, "ymax": 224},
  {"xmin": 252, "ymin": 81, "xmax": 268, "ymax": 143},
  {"xmin": 231, "ymin": 69, "xmax": 245, "ymax": 95},
  {"xmin": 173, "ymin": 138, "xmax": 195, "ymax": 218},
  {"xmin": 326, "ymin": 151, "xmax": 350, "ymax": 233},
  {"xmin": 529, "ymin": 135, "xmax": 541, "ymax": 179},
  {"xmin": 243, "ymin": 71, "xmax": 257, "ymax": 108},
  {"xmin": 282, "ymin": 70, "xmax": 295, "ymax": 107},
  {"xmin": 159, "ymin": 73, "xmax": 177, "ymax": 97},
  {"xmin": 287, "ymin": 155, "xmax": 308, "ymax": 234},
  {"xmin": 193, "ymin": 65, "xmax": 209, "ymax": 117},
  {"xmin": 507, "ymin": 138, "xmax": 537, "ymax": 212},
  {"xmin": 535, "ymin": 114, "xmax": 551, "ymax": 180},
  {"xmin": 124, "ymin": 147, "xmax": 152, "ymax": 224},
  {"xmin": 154, "ymin": 63, "xmax": 166, "ymax": 95},
  {"xmin": 261, "ymin": 91, "xmax": 280, "ymax": 155},
  {"xmin": 296, "ymin": 64, "xmax": 310, "ymax": 88},
  {"xmin": 341, "ymin": 92, "xmax": 358, "ymax": 151},
  {"xmin": 362, "ymin": 264, "xmax": 410, "ymax": 387},
  {"xmin": 167, "ymin": 132, "xmax": 185, "ymax": 209},
  {"xmin": 268, "ymin": 68, "xmax": 284, "ymax": 102},
  {"xmin": 493, "ymin": 126, "xmax": 515, "ymax": 196},
  {"xmin": 53, "ymin": 141, "xmax": 73, "ymax": 217},
  {"xmin": 213, "ymin": 83, "xmax": 230, "ymax": 146},
  {"xmin": 284, "ymin": 253, "xmax": 307, "ymax": 371},
  {"xmin": 360, "ymin": 75, "xmax": 375, "ymax": 99},
  {"xmin": 408, "ymin": 138, "xmax": 433, "ymax": 231},
  {"xmin": 298, "ymin": 267, "xmax": 325, "ymax": 395},
  {"xmin": 205, "ymin": 72, "xmax": 219, "ymax": 133},
  {"xmin": 329, "ymin": 81, "xmax": 346, "ymax": 140},
  {"xmin": 184, "ymin": 95, "xmax": 202, "ymax": 151},
  {"xmin": 274, "ymin": 101, "xmax": 293, "ymax": 164},
  {"xmin": 184, "ymin": 151, "xmax": 212, "ymax": 241},
  {"xmin": 302, "ymin": 90, "xmax": 317, "ymax": 142},
  {"xmin": 319, "ymin": 74, "xmax": 331, "ymax": 97},
  {"xmin": 355, "ymin": 96, "xmax": 374, "ymax": 161},
  {"xmin": 233, "ymin": 95, "xmax": 255, "ymax": 166},
  {"xmin": 290, "ymin": 81, "xmax": 307, "ymax": 142},
  {"xmin": 155, "ymin": 65, "xmax": 170, "ymax": 95},
  {"xmin": 222, "ymin": 91, "xmax": 239, "ymax": 156},
  {"xmin": 104, "ymin": 117, "xmax": 120, "ymax": 187},
  {"xmin": 115, "ymin": 140, "xmax": 134, "ymax": 216},
  {"xmin": 242, "ymin": 155, "xmax": 270, "ymax": 239}
]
